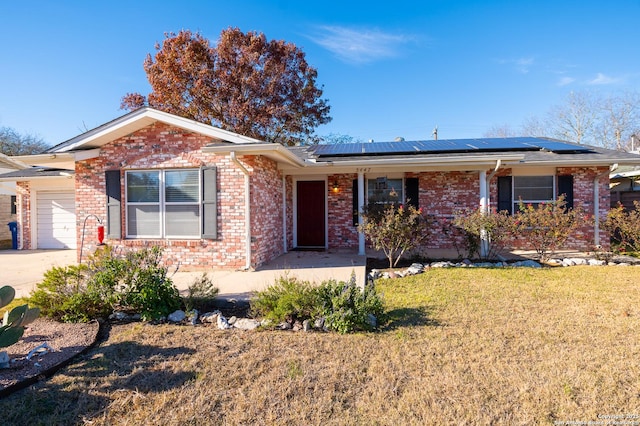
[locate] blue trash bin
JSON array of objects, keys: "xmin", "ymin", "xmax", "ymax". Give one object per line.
[{"xmin": 7, "ymin": 221, "xmax": 17, "ymax": 249}]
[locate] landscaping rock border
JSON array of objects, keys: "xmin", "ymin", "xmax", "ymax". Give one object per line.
[{"xmin": 369, "ymin": 255, "xmax": 640, "ymax": 280}]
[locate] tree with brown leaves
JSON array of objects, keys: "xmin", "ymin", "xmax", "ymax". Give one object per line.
[{"xmin": 122, "ymin": 28, "xmax": 331, "ymax": 145}]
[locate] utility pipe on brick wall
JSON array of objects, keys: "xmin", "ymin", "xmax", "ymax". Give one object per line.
[
  {"xmin": 485, "ymin": 159, "xmax": 502, "ymax": 213},
  {"xmin": 230, "ymin": 152, "xmax": 251, "ymax": 270},
  {"xmin": 593, "ymin": 163, "xmax": 618, "ymax": 247}
]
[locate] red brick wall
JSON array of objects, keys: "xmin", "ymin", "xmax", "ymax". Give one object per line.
[
  {"xmin": 246, "ymin": 155, "xmax": 285, "ymax": 267},
  {"xmin": 325, "ymin": 169, "xmax": 610, "ymax": 253},
  {"xmin": 75, "ymin": 122, "xmax": 284, "ymax": 269},
  {"xmin": 327, "ymin": 174, "xmax": 359, "ymax": 248}
]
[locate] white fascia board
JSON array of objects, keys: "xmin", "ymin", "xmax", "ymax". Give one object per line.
[
  {"xmin": 13, "ymin": 152, "xmax": 75, "ymax": 167},
  {"xmin": 203, "ymin": 143, "xmax": 306, "ymax": 168},
  {"xmin": 0, "ymin": 174, "xmax": 74, "ymax": 183},
  {"xmin": 513, "ymin": 158, "xmax": 640, "ymax": 167},
  {"xmin": 0, "ymin": 154, "xmax": 29, "ymax": 170},
  {"xmin": 279, "ymin": 154, "xmax": 525, "ymax": 174},
  {"xmin": 73, "ymin": 148, "xmax": 101, "ymax": 161},
  {"xmin": 53, "ymin": 107, "xmax": 264, "ymax": 153}
]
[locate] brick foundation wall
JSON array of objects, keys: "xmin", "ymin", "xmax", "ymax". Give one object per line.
[{"xmin": 75, "ymin": 122, "xmax": 283, "ymax": 270}]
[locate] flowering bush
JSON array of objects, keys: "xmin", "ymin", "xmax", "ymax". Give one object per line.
[
  {"xmin": 512, "ymin": 195, "xmax": 584, "ymax": 262},
  {"xmin": 359, "ymin": 203, "xmax": 431, "ymax": 268},
  {"xmin": 453, "ymin": 207, "xmax": 514, "ymax": 260},
  {"xmin": 602, "ymin": 201, "xmax": 640, "ymax": 252}
]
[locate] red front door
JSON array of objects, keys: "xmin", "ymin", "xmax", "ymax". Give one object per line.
[{"xmin": 296, "ymin": 180, "xmax": 325, "ymax": 247}]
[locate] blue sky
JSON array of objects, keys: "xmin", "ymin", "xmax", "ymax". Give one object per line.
[{"xmin": 1, "ymin": 0, "xmax": 639, "ymax": 146}]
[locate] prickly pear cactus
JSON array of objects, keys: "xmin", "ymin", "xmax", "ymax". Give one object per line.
[{"xmin": 0, "ymin": 285, "xmax": 40, "ymax": 349}]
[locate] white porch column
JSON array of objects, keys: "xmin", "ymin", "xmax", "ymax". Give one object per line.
[
  {"xmin": 479, "ymin": 170, "xmax": 489, "ymax": 258},
  {"xmin": 358, "ymin": 171, "xmax": 366, "ymax": 256}
]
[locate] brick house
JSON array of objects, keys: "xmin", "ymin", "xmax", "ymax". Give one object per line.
[{"xmin": 2, "ymin": 107, "xmax": 640, "ymax": 267}]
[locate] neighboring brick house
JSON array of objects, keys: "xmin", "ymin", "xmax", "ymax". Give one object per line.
[{"xmin": 2, "ymin": 107, "xmax": 640, "ymax": 267}]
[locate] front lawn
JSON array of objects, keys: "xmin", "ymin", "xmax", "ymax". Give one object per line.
[{"xmin": 1, "ymin": 266, "xmax": 639, "ymax": 424}]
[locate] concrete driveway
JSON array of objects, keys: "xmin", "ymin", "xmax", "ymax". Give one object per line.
[{"xmin": 0, "ymin": 249, "xmax": 366, "ymax": 300}]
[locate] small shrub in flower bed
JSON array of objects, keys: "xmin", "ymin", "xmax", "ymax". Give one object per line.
[{"xmin": 251, "ymin": 274, "xmax": 385, "ymax": 334}]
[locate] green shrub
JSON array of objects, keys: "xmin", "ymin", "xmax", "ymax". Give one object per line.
[
  {"xmin": 317, "ymin": 277, "xmax": 385, "ymax": 334},
  {"xmin": 251, "ymin": 275, "xmax": 318, "ymax": 324},
  {"xmin": 29, "ymin": 265, "xmax": 91, "ymax": 321},
  {"xmin": 251, "ymin": 274, "xmax": 385, "ymax": 334},
  {"xmin": 110, "ymin": 246, "xmax": 181, "ymax": 321},
  {"xmin": 29, "ymin": 246, "xmax": 180, "ymax": 322}
]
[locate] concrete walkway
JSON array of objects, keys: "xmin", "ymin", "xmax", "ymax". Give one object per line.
[{"xmin": 0, "ymin": 249, "xmax": 366, "ymax": 299}]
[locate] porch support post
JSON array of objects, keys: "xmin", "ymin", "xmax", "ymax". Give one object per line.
[
  {"xmin": 358, "ymin": 172, "xmax": 365, "ymax": 256},
  {"xmin": 479, "ymin": 170, "xmax": 489, "ymax": 258}
]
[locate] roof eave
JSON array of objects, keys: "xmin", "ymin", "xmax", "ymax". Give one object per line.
[
  {"xmin": 203, "ymin": 143, "xmax": 306, "ymax": 168},
  {"xmin": 49, "ymin": 107, "xmax": 265, "ymax": 153}
]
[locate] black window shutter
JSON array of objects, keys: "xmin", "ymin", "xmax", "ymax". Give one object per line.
[
  {"xmin": 105, "ymin": 170, "xmax": 121, "ymax": 239},
  {"xmin": 202, "ymin": 166, "xmax": 217, "ymax": 238},
  {"xmin": 352, "ymin": 179, "xmax": 359, "ymax": 226},
  {"xmin": 497, "ymin": 176, "xmax": 513, "ymax": 214},
  {"xmin": 405, "ymin": 178, "xmax": 419, "ymax": 209},
  {"xmin": 557, "ymin": 175, "xmax": 574, "ymax": 209}
]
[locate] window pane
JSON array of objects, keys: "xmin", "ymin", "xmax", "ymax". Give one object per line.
[
  {"xmin": 367, "ymin": 178, "xmax": 403, "ymax": 203},
  {"xmin": 127, "ymin": 205, "xmax": 160, "ymax": 236},
  {"xmin": 514, "ymin": 176, "xmax": 554, "ymax": 201},
  {"xmin": 127, "ymin": 171, "xmax": 159, "ymax": 202},
  {"xmin": 165, "ymin": 205, "xmax": 200, "ymax": 236},
  {"xmin": 166, "ymin": 170, "xmax": 199, "ymax": 203}
]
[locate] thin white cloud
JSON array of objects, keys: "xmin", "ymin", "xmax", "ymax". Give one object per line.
[
  {"xmin": 308, "ymin": 26, "xmax": 413, "ymax": 64},
  {"xmin": 588, "ymin": 72, "xmax": 622, "ymax": 85},
  {"xmin": 515, "ymin": 57, "xmax": 534, "ymax": 74},
  {"xmin": 557, "ymin": 76, "xmax": 575, "ymax": 86},
  {"xmin": 498, "ymin": 56, "xmax": 535, "ymax": 74}
]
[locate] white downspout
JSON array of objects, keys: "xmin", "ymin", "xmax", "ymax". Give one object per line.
[
  {"xmin": 594, "ymin": 163, "xmax": 618, "ymax": 247},
  {"xmin": 485, "ymin": 159, "xmax": 502, "ymax": 213},
  {"xmin": 230, "ymin": 152, "xmax": 251, "ymax": 270},
  {"xmin": 479, "ymin": 170, "xmax": 488, "ymax": 257},
  {"xmin": 357, "ymin": 172, "xmax": 365, "ymax": 256},
  {"xmin": 282, "ymin": 175, "xmax": 287, "ymax": 254}
]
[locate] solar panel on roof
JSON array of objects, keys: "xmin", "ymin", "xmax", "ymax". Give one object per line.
[{"xmin": 311, "ymin": 137, "xmax": 593, "ymax": 157}]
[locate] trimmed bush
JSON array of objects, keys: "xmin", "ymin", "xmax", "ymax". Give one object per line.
[{"xmin": 251, "ymin": 275, "xmax": 318, "ymax": 324}]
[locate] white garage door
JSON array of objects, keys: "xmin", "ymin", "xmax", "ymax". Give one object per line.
[{"xmin": 37, "ymin": 191, "xmax": 77, "ymax": 249}]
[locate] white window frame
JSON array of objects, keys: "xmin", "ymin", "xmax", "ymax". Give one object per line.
[
  {"xmin": 512, "ymin": 175, "xmax": 555, "ymax": 212},
  {"xmin": 366, "ymin": 176, "xmax": 404, "ymax": 205},
  {"xmin": 125, "ymin": 169, "xmax": 201, "ymax": 239}
]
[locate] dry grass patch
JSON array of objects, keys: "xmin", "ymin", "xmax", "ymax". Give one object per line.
[{"xmin": 1, "ymin": 266, "xmax": 639, "ymax": 424}]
